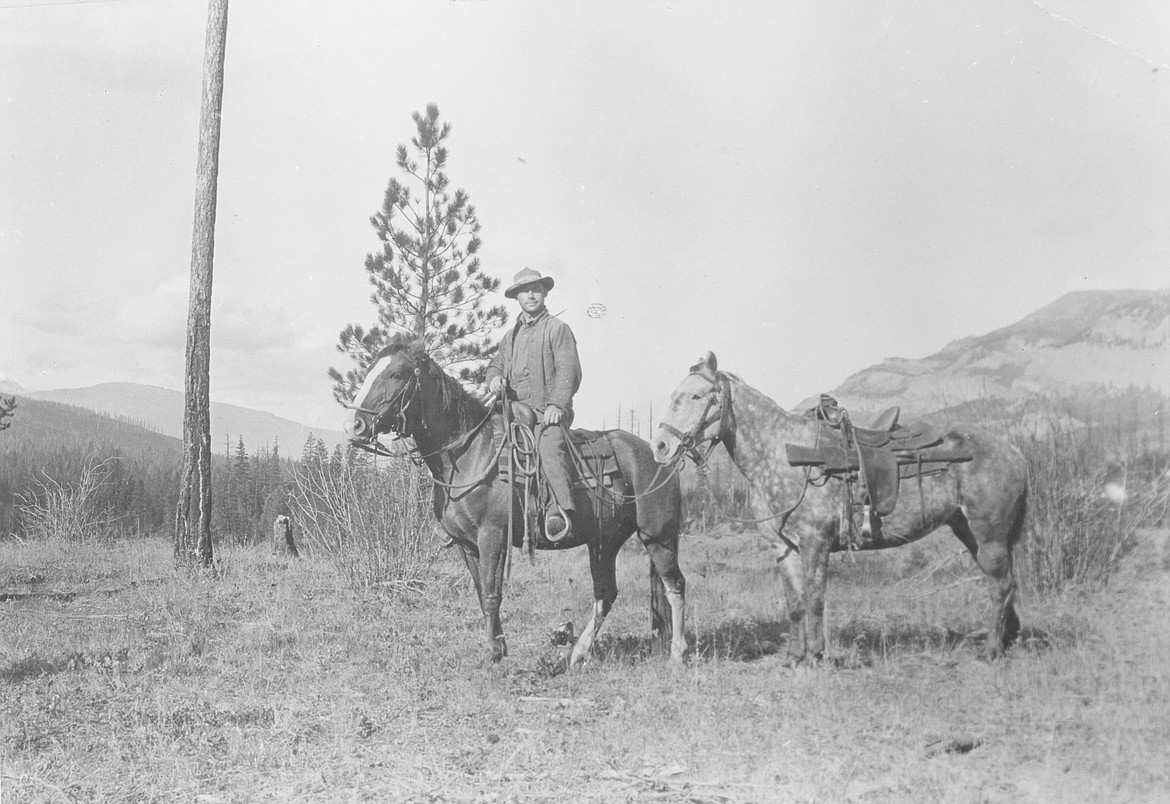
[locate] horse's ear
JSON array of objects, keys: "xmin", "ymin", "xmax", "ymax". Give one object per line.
[{"xmin": 689, "ymin": 351, "xmax": 718, "ymax": 381}]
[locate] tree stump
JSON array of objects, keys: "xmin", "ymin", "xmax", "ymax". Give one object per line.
[{"xmin": 272, "ymin": 514, "xmax": 299, "ymax": 558}]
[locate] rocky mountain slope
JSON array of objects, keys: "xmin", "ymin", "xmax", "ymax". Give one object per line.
[{"xmin": 811, "ymin": 289, "xmax": 1169, "ymax": 419}]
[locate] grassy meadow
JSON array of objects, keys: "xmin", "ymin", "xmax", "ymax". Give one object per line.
[{"xmin": 2, "ymin": 524, "xmax": 1168, "ymax": 803}]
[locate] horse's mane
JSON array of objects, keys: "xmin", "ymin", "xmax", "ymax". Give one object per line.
[
  {"xmin": 716, "ymin": 370, "xmax": 791, "ymax": 419},
  {"xmin": 377, "ymin": 334, "xmax": 488, "ymax": 433}
]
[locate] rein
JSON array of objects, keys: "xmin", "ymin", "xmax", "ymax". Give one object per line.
[
  {"xmin": 351, "ymin": 367, "xmax": 501, "ymax": 487},
  {"xmin": 358, "ymin": 361, "xmax": 682, "ymax": 509}
]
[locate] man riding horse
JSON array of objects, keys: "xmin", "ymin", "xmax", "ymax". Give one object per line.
[{"xmin": 486, "ymin": 268, "xmax": 582, "ymax": 541}]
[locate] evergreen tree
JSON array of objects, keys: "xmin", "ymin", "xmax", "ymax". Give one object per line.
[
  {"xmin": 301, "ymin": 434, "xmax": 329, "ymax": 466},
  {"xmin": 247, "ymin": 449, "xmax": 261, "ymax": 541},
  {"xmin": 0, "ymin": 396, "xmax": 16, "ymax": 433},
  {"xmin": 328, "ymin": 103, "xmax": 508, "ymax": 404},
  {"xmin": 267, "ymin": 438, "xmax": 283, "ymax": 490},
  {"xmin": 231, "ymin": 435, "xmax": 250, "ymax": 544}
]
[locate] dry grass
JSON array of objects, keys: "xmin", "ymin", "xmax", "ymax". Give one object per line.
[{"xmin": 2, "ymin": 529, "xmax": 1168, "ymax": 803}]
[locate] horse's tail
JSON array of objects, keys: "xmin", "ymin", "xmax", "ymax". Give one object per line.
[
  {"xmin": 1009, "ymin": 483, "xmax": 1029, "ymax": 551},
  {"xmin": 999, "ymin": 482, "xmax": 1028, "ymax": 649}
]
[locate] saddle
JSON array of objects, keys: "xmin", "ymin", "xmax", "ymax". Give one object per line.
[
  {"xmin": 785, "ymin": 395, "xmax": 974, "ymax": 543},
  {"xmin": 494, "ymin": 402, "xmax": 622, "ymax": 495}
]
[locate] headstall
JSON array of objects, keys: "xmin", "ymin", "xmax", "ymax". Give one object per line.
[
  {"xmin": 658, "ymin": 372, "xmax": 732, "ymax": 469},
  {"xmin": 349, "ymin": 365, "xmax": 422, "ymax": 454}
]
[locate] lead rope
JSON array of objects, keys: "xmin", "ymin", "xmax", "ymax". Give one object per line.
[
  {"xmin": 503, "ymin": 390, "xmax": 514, "ymax": 582},
  {"xmin": 842, "ymin": 411, "xmax": 866, "ymax": 550},
  {"xmin": 508, "ymin": 420, "xmax": 540, "ymax": 563},
  {"xmin": 810, "ymin": 402, "xmax": 862, "ymax": 551},
  {"xmin": 498, "ymin": 390, "xmax": 545, "ymax": 573}
]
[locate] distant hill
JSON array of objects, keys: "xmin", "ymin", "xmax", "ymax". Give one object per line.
[
  {"xmin": 0, "ymin": 396, "xmax": 185, "ymax": 535},
  {"xmin": 804, "ymin": 289, "xmax": 1170, "ymax": 420},
  {"xmin": 2, "ymin": 395, "xmax": 180, "ymax": 458},
  {"xmin": 27, "ymin": 383, "xmax": 347, "ymax": 455}
]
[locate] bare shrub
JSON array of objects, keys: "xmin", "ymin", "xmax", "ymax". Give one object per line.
[
  {"xmin": 288, "ymin": 455, "xmax": 439, "ymax": 594},
  {"xmin": 17, "ymin": 457, "xmax": 126, "ymax": 543},
  {"xmin": 1017, "ymin": 415, "xmax": 1169, "ymax": 594}
]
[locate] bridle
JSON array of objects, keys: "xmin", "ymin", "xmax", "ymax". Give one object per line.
[
  {"xmin": 348, "ymin": 365, "xmax": 422, "ymax": 457},
  {"xmin": 659, "ymin": 368, "xmax": 805, "ymax": 553},
  {"xmin": 348, "ymin": 362, "xmax": 500, "ymax": 474},
  {"xmin": 658, "ymin": 371, "xmax": 733, "ymax": 469}
]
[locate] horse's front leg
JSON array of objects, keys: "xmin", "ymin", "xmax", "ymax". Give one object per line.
[
  {"xmin": 770, "ymin": 539, "xmax": 806, "ymax": 667},
  {"xmin": 454, "ymin": 541, "xmax": 503, "ymax": 662},
  {"xmin": 800, "ymin": 530, "xmax": 832, "ymax": 662},
  {"xmin": 477, "ymin": 521, "xmax": 511, "ymax": 664}
]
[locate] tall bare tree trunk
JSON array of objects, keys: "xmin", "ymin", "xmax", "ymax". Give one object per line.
[{"xmin": 176, "ymin": 0, "xmax": 229, "ymax": 567}]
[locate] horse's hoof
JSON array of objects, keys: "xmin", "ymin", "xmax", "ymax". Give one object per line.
[{"xmin": 489, "ymin": 637, "xmax": 508, "ymax": 663}]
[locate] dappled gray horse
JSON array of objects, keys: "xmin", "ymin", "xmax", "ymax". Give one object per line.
[{"xmin": 652, "ymin": 352, "xmax": 1028, "ymax": 665}]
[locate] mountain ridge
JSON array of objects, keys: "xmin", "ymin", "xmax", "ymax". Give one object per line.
[
  {"xmin": 10, "ymin": 289, "xmax": 1167, "ymax": 450},
  {"xmin": 802, "ymin": 289, "xmax": 1169, "ymax": 418},
  {"xmin": 26, "ymin": 382, "xmax": 347, "ymax": 455}
]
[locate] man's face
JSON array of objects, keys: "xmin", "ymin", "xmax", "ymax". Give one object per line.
[{"xmin": 516, "ymin": 284, "xmax": 547, "ymax": 316}]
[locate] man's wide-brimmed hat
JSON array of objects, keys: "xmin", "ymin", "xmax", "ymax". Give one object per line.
[{"xmin": 504, "ymin": 268, "xmax": 555, "ymax": 299}]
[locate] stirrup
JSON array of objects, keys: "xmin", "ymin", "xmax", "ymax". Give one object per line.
[
  {"xmin": 545, "ymin": 505, "xmax": 572, "ymax": 543},
  {"xmin": 859, "ymin": 505, "xmax": 882, "ymax": 543}
]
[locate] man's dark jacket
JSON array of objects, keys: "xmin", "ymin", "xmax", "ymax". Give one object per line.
[{"xmin": 485, "ymin": 309, "xmax": 581, "ymax": 413}]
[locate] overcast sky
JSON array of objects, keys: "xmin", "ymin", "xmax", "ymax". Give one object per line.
[{"xmin": 2, "ymin": 0, "xmax": 1168, "ymax": 435}]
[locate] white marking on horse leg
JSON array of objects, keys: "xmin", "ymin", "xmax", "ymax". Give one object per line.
[
  {"xmin": 570, "ymin": 599, "xmax": 609, "ymax": 667},
  {"xmin": 667, "ymin": 589, "xmax": 688, "ymax": 661}
]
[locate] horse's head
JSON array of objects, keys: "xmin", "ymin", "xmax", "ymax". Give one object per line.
[
  {"xmin": 652, "ymin": 351, "xmax": 735, "ymax": 465},
  {"xmin": 348, "ymin": 334, "xmax": 427, "ymax": 446}
]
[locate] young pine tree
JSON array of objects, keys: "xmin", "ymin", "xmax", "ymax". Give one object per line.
[{"xmin": 329, "ymin": 104, "xmax": 507, "ymax": 405}]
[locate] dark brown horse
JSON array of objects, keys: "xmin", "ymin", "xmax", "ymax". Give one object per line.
[
  {"xmin": 348, "ymin": 335, "xmax": 688, "ymax": 666},
  {"xmin": 651, "ymin": 352, "xmax": 1028, "ymax": 665}
]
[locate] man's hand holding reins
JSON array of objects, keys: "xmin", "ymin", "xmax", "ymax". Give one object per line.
[{"xmin": 542, "ymin": 405, "xmax": 564, "ymax": 426}]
